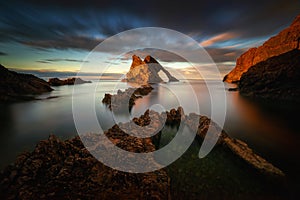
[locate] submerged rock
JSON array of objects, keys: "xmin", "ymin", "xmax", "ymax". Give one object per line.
[
  {"xmin": 48, "ymin": 77, "xmax": 91, "ymax": 86},
  {"xmin": 184, "ymin": 112, "xmax": 285, "ymax": 178},
  {"xmin": 0, "ymin": 64, "xmax": 53, "ymax": 102}
]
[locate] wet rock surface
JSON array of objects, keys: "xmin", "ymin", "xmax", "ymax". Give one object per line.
[
  {"xmin": 224, "ymin": 14, "xmax": 300, "ymax": 83},
  {"xmin": 102, "ymin": 85, "xmax": 153, "ymax": 111},
  {"xmin": 124, "ymin": 55, "xmax": 178, "ymax": 84},
  {"xmin": 0, "ymin": 107, "xmax": 285, "ymax": 199},
  {"xmin": 0, "ymin": 64, "xmax": 53, "ymax": 103},
  {"xmin": 183, "ymin": 111, "xmax": 285, "ymax": 178},
  {"xmin": 238, "ymin": 49, "xmax": 300, "ymax": 104},
  {"xmin": 0, "ymin": 134, "xmax": 170, "ymax": 200},
  {"xmin": 48, "ymin": 77, "xmax": 92, "ymax": 86}
]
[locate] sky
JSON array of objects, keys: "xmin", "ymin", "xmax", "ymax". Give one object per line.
[{"xmin": 0, "ymin": 0, "xmax": 299, "ymax": 79}]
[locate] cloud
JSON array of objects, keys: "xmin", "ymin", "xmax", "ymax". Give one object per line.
[
  {"xmin": 22, "ymin": 36, "xmax": 104, "ymax": 51},
  {"xmin": 0, "ymin": 0, "xmax": 299, "ymax": 72},
  {"xmin": 122, "ymin": 49, "xmax": 186, "ymax": 63},
  {"xmin": 0, "ymin": 51, "xmax": 7, "ymax": 56},
  {"xmin": 200, "ymin": 32, "xmax": 238, "ymax": 47},
  {"xmin": 1, "ymin": 0, "xmax": 299, "ymax": 48},
  {"xmin": 11, "ymin": 68, "xmax": 123, "ymax": 79},
  {"xmin": 36, "ymin": 60, "xmax": 51, "ymax": 64},
  {"xmin": 41, "ymin": 58, "xmax": 89, "ymax": 63},
  {"xmin": 205, "ymin": 47, "xmax": 246, "ymax": 63}
]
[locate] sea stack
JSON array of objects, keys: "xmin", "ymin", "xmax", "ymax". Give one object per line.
[
  {"xmin": 223, "ymin": 14, "xmax": 300, "ymax": 83},
  {"xmin": 125, "ymin": 55, "xmax": 178, "ymax": 84}
]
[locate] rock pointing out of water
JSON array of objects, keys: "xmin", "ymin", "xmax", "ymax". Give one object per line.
[
  {"xmin": 224, "ymin": 14, "xmax": 300, "ymax": 83},
  {"xmin": 48, "ymin": 77, "xmax": 91, "ymax": 86},
  {"xmin": 125, "ymin": 55, "xmax": 179, "ymax": 84}
]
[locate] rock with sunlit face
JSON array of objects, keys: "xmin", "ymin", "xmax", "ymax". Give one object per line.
[
  {"xmin": 238, "ymin": 49, "xmax": 300, "ymax": 103},
  {"xmin": 125, "ymin": 55, "xmax": 178, "ymax": 84},
  {"xmin": 224, "ymin": 14, "xmax": 300, "ymax": 83}
]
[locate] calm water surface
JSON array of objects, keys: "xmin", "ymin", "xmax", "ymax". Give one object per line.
[{"xmin": 0, "ymin": 80, "xmax": 299, "ymax": 182}]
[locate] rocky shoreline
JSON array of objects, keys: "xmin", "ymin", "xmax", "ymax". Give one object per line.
[{"xmin": 0, "ymin": 107, "xmax": 285, "ymax": 199}]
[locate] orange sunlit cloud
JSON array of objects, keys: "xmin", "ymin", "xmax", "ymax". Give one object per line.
[{"xmin": 200, "ymin": 32, "xmax": 238, "ymax": 47}]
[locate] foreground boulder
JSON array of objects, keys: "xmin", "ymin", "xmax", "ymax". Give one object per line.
[
  {"xmin": 0, "ymin": 133, "xmax": 170, "ymax": 199},
  {"xmin": 238, "ymin": 49, "xmax": 300, "ymax": 103},
  {"xmin": 124, "ymin": 55, "xmax": 178, "ymax": 84},
  {"xmin": 0, "ymin": 64, "xmax": 53, "ymax": 102},
  {"xmin": 224, "ymin": 14, "xmax": 300, "ymax": 83},
  {"xmin": 48, "ymin": 77, "xmax": 91, "ymax": 86}
]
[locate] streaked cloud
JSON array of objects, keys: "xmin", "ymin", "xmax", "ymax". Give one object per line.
[
  {"xmin": 0, "ymin": 0, "xmax": 299, "ymax": 72},
  {"xmin": 22, "ymin": 36, "xmax": 104, "ymax": 51},
  {"xmin": 205, "ymin": 47, "xmax": 246, "ymax": 63},
  {"xmin": 37, "ymin": 58, "xmax": 89, "ymax": 64},
  {"xmin": 200, "ymin": 32, "xmax": 238, "ymax": 47},
  {"xmin": 0, "ymin": 51, "xmax": 7, "ymax": 56}
]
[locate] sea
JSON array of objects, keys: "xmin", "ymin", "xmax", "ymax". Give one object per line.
[{"xmin": 0, "ymin": 75, "xmax": 299, "ymax": 185}]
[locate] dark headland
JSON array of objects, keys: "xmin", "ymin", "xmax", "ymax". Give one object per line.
[{"xmin": 0, "ymin": 64, "xmax": 53, "ymax": 102}]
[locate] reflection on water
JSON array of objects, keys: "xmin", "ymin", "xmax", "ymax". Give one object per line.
[
  {"xmin": 0, "ymin": 80, "xmax": 299, "ymax": 181},
  {"xmin": 228, "ymin": 91, "xmax": 300, "ymax": 184}
]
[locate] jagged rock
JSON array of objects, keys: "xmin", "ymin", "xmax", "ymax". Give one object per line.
[
  {"xmin": 0, "ymin": 132, "xmax": 170, "ymax": 199},
  {"xmin": 102, "ymin": 85, "xmax": 153, "ymax": 111},
  {"xmin": 228, "ymin": 87, "xmax": 238, "ymax": 91},
  {"xmin": 0, "ymin": 107, "xmax": 285, "ymax": 199},
  {"xmin": 160, "ymin": 107, "xmax": 285, "ymax": 178},
  {"xmin": 165, "ymin": 107, "xmax": 184, "ymax": 126},
  {"xmin": 48, "ymin": 77, "xmax": 91, "ymax": 86},
  {"xmin": 125, "ymin": 55, "xmax": 178, "ymax": 84},
  {"xmin": 224, "ymin": 14, "xmax": 300, "ymax": 83},
  {"xmin": 184, "ymin": 113, "xmax": 285, "ymax": 178},
  {"xmin": 238, "ymin": 49, "xmax": 300, "ymax": 103},
  {"xmin": 222, "ymin": 137, "xmax": 285, "ymax": 177},
  {"xmin": 120, "ymin": 106, "xmax": 285, "ymax": 178},
  {"xmin": 0, "ymin": 64, "xmax": 53, "ymax": 102}
]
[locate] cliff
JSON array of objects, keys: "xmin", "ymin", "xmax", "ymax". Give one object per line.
[
  {"xmin": 0, "ymin": 65, "xmax": 53, "ymax": 102},
  {"xmin": 224, "ymin": 14, "xmax": 300, "ymax": 83},
  {"xmin": 239, "ymin": 49, "xmax": 300, "ymax": 103},
  {"xmin": 125, "ymin": 55, "xmax": 178, "ymax": 84}
]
